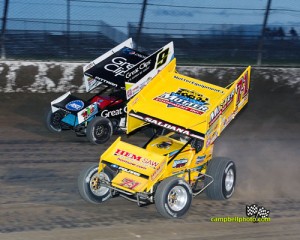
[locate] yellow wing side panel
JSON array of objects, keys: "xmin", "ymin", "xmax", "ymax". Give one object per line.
[
  {"xmin": 206, "ymin": 66, "xmax": 251, "ymax": 139},
  {"xmin": 234, "ymin": 66, "xmax": 251, "ymax": 114}
]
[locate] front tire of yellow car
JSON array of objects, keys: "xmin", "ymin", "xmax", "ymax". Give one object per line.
[
  {"xmin": 154, "ymin": 177, "xmax": 192, "ymax": 218},
  {"xmin": 78, "ymin": 163, "xmax": 113, "ymax": 204}
]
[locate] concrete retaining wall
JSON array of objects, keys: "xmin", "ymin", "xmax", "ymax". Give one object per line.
[{"xmin": 1, "ymin": 60, "xmax": 299, "ymax": 93}]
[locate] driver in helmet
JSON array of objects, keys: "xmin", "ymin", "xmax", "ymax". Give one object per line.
[{"xmin": 179, "ymin": 134, "xmax": 190, "ymax": 143}]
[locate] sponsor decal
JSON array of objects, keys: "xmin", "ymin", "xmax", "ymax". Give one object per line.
[
  {"xmin": 209, "ymin": 89, "xmax": 235, "ymax": 126},
  {"xmin": 86, "ymin": 76, "xmax": 95, "ymax": 85},
  {"xmin": 65, "ymin": 100, "xmax": 84, "ymax": 111},
  {"xmin": 84, "ymin": 75, "xmax": 102, "ymax": 92},
  {"xmin": 173, "ymin": 75, "xmax": 224, "ymax": 93},
  {"xmin": 116, "ymin": 157, "xmax": 146, "ymax": 170},
  {"xmin": 206, "ymin": 121, "xmax": 218, "ymax": 135},
  {"xmin": 114, "ymin": 149, "xmax": 159, "ymax": 169},
  {"xmin": 124, "ymin": 46, "xmax": 170, "ymax": 83},
  {"xmin": 101, "ymin": 160, "xmax": 147, "ymax": 179},
  {"xmin": 129, "ymin": 112, "xmax": 205, "ymax": 140},
  {"xmin": 126, "ymin": 77, "xmax": 152, "ymax": 99},
  {"xmin": 100, "ymin": 106, "xmax": 127, "ymax": 118},
  {"xmin": 127, "ymin": 85, "xmax": 140, "ymax": 98},
  {"xmin": 221, "ymin": 113, "xmax": 235, "ymax": 131},
  {"xmin": 127, "ymin": 88, "xmax": 133, "ymax": 99},
  {"xmin": 177, "ymin": 88, "xmax": 209, "ymax": 102},
  {"xmin": 118, "ymin": 166, "xmax": 141, "ymax": 177},
  {"xmin": 196, "ymin": 155, "xmax": 206, "ymax": 164},
  {"xmin": 104, "ymin": 57, "xmax": 136, "ymax": 77},
  {"xmin": 154, "ymin": 88, "xmax": 209, "ymax": 115},
  {"xmin": 144, "ymin": 117, "xmax": 190, "ymax": 135},
  {"xmin": 151, "ymin": 162, "xmax": 164, "ymax": 181},
  {"xmin": 120, "ymin": 177, "xmax": 140, "ymax": 190},
  {"xmin": 125, "ymin": 59, "xmax": 152, "ymax": 80},
  {"xmin": 206, "ymin": 131, "xmax": 218, "ymax": 147},
  {"xmin": 122, "ymin": 47, "xmax": 147, "ymax": 59},
  {"xmin": 79, "ymin": 103, "xmax": 98, "ymax": 122},
  {"xmin": 173, "ymin": 158, "xmax": 188, "ymax": 168},
  {"xmin": 94, "ymin": 76, "xmax": 118, "ymax": 87}
]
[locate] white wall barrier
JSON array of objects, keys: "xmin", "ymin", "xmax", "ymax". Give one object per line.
[
  {"xmin": 0, "ymin": 61, "xmax": 85, "ymax": 93},
  {"xmin": 0, "ymin": 61, "xmax": 299, "ymax": 93}
]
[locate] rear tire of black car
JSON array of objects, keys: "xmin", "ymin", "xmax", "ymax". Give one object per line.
[
  {"xmin": 154, "ymin": 177, "xmax": 192, "ymax": 218},
  {"xmin": 205, "ymin": 157, "xmax": 236, "ymax": 200},
  {"xmin": 78, "ymin": 163, "xmax": 113, "ymax": 204},
  {"xmin": 86, "ymin": 117, "xmax": 113, "ymax": 144},
  {"xmin": 45, "ymin": 108, "xmax": 64, "ymax": 133}
]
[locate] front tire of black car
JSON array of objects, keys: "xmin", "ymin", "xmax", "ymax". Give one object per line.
[
  {"xmin": 86, "ymin": 117, "xmax": 113, "ymax": 144},
  {"xmin": 45, "ymin": 108, "xmax": 64, "ymax": 133},
  {"xmin": 78, "ymin": 163, "xmax": 113, "ymax": 204},
  {"xmin": 205, "ymin": 157, "xmax": 236, "ymax": 200},
  {"xmin": 154, "ymin": 177, "xmax": 192, "ymax": 218}
]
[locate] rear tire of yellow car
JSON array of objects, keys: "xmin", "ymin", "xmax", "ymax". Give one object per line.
[
  {"xmin": 154, "ymin": 177, "xmax": 192, "ymax": 218},
  {"xmin": 78, "ymin": 163, "xmax": 113, "ymax": 204},
  {"xmin": 205, "ymin": 157, "xmax": 236, "ymax": 200}
]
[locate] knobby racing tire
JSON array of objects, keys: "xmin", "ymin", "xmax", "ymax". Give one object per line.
[
  {"xmin": 204, "ymin": 157, "xmax": 236, "ymax": 200},
  {"xmin": 154, "ymin": 177, "xmax": 192, "ymax": 218},
  {"xmin": 86, "ymin": 117, "xmax": 113, "ymax": 144},
  {"xmin": 45, "ymin": 108, "xmax": 65, "ymax": 133},
  {"xmin": 78, "ymin": 163, "xmax": 113, "ymax": 204}
]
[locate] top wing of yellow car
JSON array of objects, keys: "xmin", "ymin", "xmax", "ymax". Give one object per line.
[{"xmin": 127, "ymin": 58, "xmax": 251, "ymax": 137}]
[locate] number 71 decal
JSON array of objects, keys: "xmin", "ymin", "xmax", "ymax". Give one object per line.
[
  {"xmin": 120, "ymin": 178, "xmax": 140, "ymax": 190},
  {"xmin": 236, "ymin": 71, "xmax": 249, "ymax": 106}
]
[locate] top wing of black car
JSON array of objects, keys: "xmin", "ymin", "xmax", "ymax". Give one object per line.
[{"xmin": 83, "ymin": 38, "xmax": 174, "ymax": 100}]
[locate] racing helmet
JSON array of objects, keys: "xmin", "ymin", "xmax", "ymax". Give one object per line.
[{"xmin": 179, "ymin": 134, "xmax": 190, "ymax": 143}]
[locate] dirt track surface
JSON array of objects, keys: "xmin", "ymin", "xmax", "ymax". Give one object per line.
[{"xmin": 1, "ymin": 68, "xmax": 300, "ymax": 239}]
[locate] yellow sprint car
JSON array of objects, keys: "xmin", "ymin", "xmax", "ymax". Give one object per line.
[{"xmin": 78, "ymin": 59, "xmax": 251, "ymax": 218}]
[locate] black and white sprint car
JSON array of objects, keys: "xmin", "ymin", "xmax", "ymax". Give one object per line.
[{"xmin": 46, "ymin": 38, "xmax": 174, "ymax": 144}]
